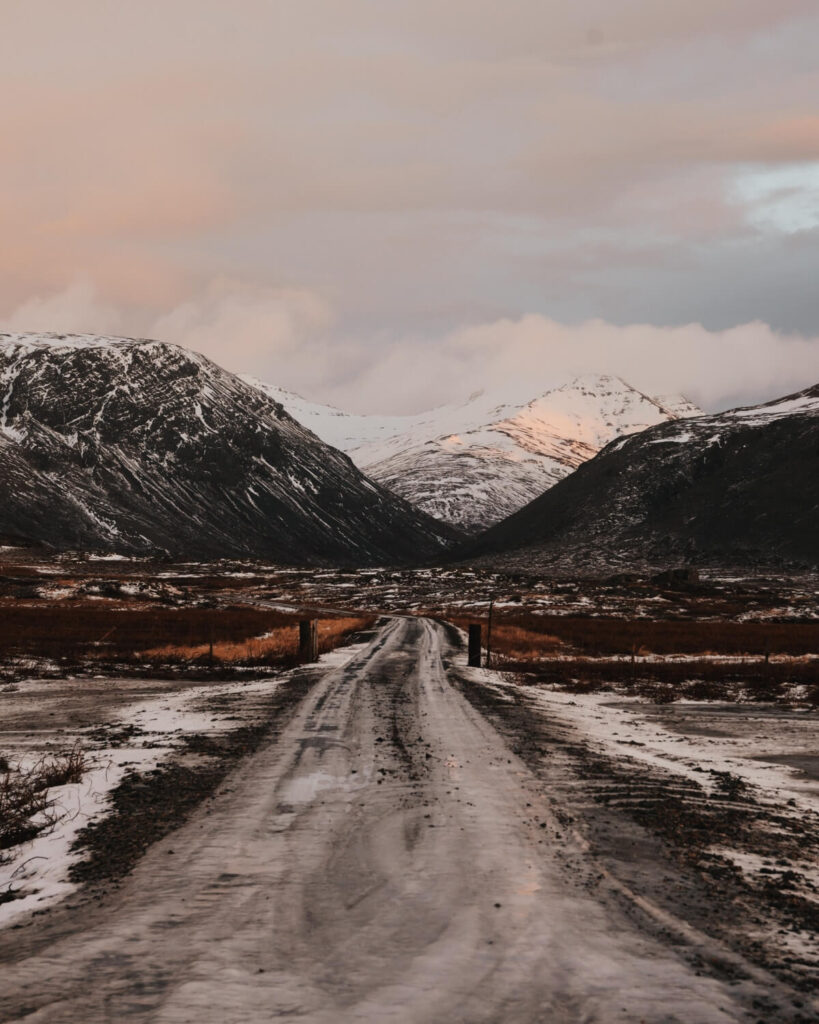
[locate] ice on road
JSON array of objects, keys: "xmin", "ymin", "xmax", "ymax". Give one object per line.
[{"xmin": 0, "ymin": 618, "xmax": 754, "ymax": 1022}]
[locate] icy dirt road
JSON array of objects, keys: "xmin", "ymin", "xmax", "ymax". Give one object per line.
[{"xmin": 0, "ymin": 618, "xmax": 779, "ymax": 1022}]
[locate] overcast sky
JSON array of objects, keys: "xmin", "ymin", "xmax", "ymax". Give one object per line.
[{"xmin": 2, "ymin": 1, "xmax": 819, "ymax": 412}]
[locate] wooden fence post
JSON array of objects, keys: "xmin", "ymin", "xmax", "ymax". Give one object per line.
[
  {"xmin": 486, "ymin": 598, "xmax": 495, "ymax": 668},
  {"xmin": 299, "ymin": 619, "xmax": 319, "ymax": 662},
  {"xmin": 468, "ymin": 624, "xmax": 482, "ymax": 668}
]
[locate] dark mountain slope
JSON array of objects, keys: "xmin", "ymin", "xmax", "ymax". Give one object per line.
[
  {"xmin": 0, "ymin": 334, "xmax": 454, "ymax": 564},
  {"xmin": 460, "ymin": 384, "xmax": 819, "ymax": 573}
]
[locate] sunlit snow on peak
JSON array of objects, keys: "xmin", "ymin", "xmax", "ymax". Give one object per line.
[{"xmin": 251, "ymin": 373, "xmax": 702, "ymax": 533}]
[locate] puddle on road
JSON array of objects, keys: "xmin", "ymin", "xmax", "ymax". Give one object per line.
[
  {"xmin": 278, "ymin": 768, "xmax": 367, "ymax": 806},
  {"xmin": 514, "ymin": 871, "xmax": 542, "ymax": 897},
  {"xmin": 750, "ymin": 752, "xmax": 819, "ymax": 783}
]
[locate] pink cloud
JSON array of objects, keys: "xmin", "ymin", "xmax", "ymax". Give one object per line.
[{"xmin": 1, "ymin": 0, "xmax": 818, "ymax": 383}]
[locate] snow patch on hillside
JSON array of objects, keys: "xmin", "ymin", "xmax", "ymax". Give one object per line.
[{"xmin": 248, "ymin": 373, "xmax": 701, "ymax": 532}]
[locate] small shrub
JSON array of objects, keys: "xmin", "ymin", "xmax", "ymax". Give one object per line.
[
  {"xmin": 746, "ymin": 676, "xmax": 785, "ymax": 703},
  {"xmin": 31, "ymin": 745, "xmax": 88, "ymax": 791},
  {"xmin": 0, "ymin": 769, "xmax": 53, "ymax": 852},
  {"xmin": 0, "ymin": 746, "xmax": 89, "ymax": 854},
  {"xmin": 711, "ymin": 770, "xmax": 747, "ymax": 800},
  {"xmin": 685, "ymin": 679, "xmax": 727, "ymax": 701},
  {"xmin": 634, "ymin": 680, "xmax": 678, "ymax": 704}
]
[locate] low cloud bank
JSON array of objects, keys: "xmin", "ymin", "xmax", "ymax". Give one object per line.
[{"xmin": 3, "ymin": 281, "xmax": 817, "ymax": 416}]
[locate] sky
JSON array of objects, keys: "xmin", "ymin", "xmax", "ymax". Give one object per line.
[{"xmin": 2, "ymin": 0, "xmax": 819, "ymax": 413}]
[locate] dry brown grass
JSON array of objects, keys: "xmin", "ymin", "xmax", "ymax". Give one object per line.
[
  {"xmin": 444, "ymin": 610, "xmax": 819, "ymax": 700},
  {"xmin": 445, "ymin": 617, "xmax": 563, "ymax": 662},
  {"xmin": 143, "ymin": 626, "xmax": 299, "ymax": 663},
  {"xmin": 447, "ymin": 612, "xmax": 819, "ymax": 658},
  {"xmin": 0, "ymin": 604, "xmax": 301, "ymax": 661},
  {"xmin": 31, "ymin": 744, "xmax": 88, "ymax": 790},
  {"xmin": 0, "ymin": 745, "xmax": 89, "ymax": 855},
  {"xmin": 315, "ymin": 617, "xmax": 375, "ymax": 655},
  {"xmin": 486, "ymin": 624, "xmax": 562, "ymax": 662},
  {"xmin": 0, "ymin": 599, "xmax": 374, "ymax": 674},
  {"xmin": 141, "ymin": 616, "xmax": 374, "ymax": 664}
]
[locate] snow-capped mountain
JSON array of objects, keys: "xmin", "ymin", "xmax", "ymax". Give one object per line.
[
  {"xmin": 248, "ymin": 375, "xmax": 701, "ymax": 533},
  {"xmin": 241, "ymin": 378, "xmax": 457, "ymax": 454},
  {"xmin": 462, "ymin": 382, "xmax": 819, "ymax": 572},
  {"xmin": 0, "ymin": 334, "xmax": 454, "ymax": 563}
]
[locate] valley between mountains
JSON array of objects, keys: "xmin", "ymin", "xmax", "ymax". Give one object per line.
[
  {"xmin": 1, "ymin": 332, "xmax": 818, "ymax": 1022},
  {"xmin": 249, "ymin": 372, "xmax": 700, "ymax": 533},
  {"xmin": 1, "ymin": 332, "xmax": 816, "ymax": 571}
]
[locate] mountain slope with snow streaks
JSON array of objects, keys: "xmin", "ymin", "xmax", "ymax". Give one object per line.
[
  {"xmin": 251, "ymin": 375, "xmax": 701, "ymax": 532},
  {"xmin": 461, "ymin": 383, "xmax": 819, "ymax": 572},
  {"xmin": 0, "ymin": 334, "xmax": 454, "ymax": 563}
]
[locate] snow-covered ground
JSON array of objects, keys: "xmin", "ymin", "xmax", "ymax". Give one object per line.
[
  {"xmin": 492, "ymin": 678, "xmax": 819, "ymax": 971},
  {"xmin": 520, "ymin": 685, "xmax": 819, "ymax": 814},
  {"xmin": 1, "ymin": 617, "xmax": 788, "ymax": 1024},
  {"xmin": 0, "ymin": 748, "xmax": 151, "ymax": 926},
  {"xmin": 0, "ymin": 641, "xmax": 367, "ymax": 929}
]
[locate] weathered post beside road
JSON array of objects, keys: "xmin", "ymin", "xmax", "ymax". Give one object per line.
[
  {"xmin": 486, "ymin": 597, "xmax": 495, "ymax": 668},
  {"xmin": 299, "ymin": 619, "xmax": 319, "ymax": 663},
  {"xmin": 468, "ymin": 624, "xmax": 482, "ymax": 667}
]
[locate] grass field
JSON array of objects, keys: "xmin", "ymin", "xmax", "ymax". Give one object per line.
[
  {"xmin": 445, "ymin": 611, "xmax": 819, "ymax": 702},
  {"xmin": 0, "ymin": 603, "xmax": 374, "ymax": 671},
  {"xmin": 452, "ymin": 612, "xmax": 819, "ymax": 657}
]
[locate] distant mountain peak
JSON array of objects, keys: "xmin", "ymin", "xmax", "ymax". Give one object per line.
[
  {"xmin": 462, "ymin": 380, "xmax": 819, "ymax": 572},
  {"xmin": 557, "ymin": 371, "xmax": 624, "ymax": 389},
  {"xmin": 251, "ymin": 371, "xmax": 702, "ymax": 533}
]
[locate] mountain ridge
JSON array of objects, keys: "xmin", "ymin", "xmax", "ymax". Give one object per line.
[
  {"xmin": 0, "ymin": 333, "xmax": 454, "ymax": 564},
  {"xmin": 249, "ymin": 373, "xmax": 701, "ymax": 532},
  {"xmin": 460, "ymin": 381, "xmax": 819, "ymax": 573}
]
